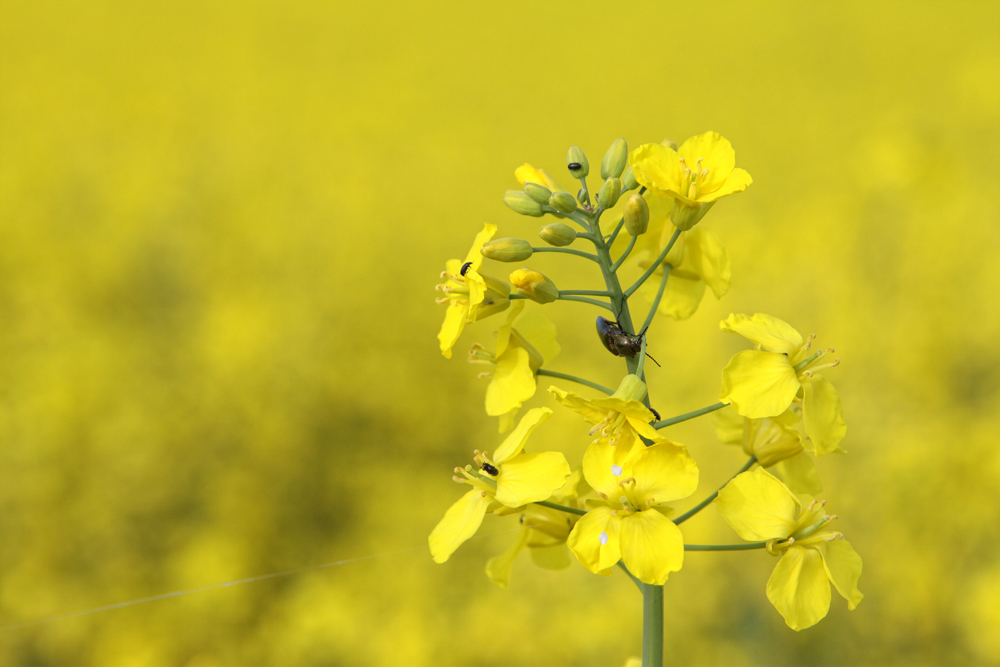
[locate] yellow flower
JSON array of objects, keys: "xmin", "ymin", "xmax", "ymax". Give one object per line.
[
  {"xmin": 714, "ymin": 406, "xmax": 822, "ymax": 495},
  {"xmin": 719, "ymin": 313, "xmax": 846, "ymax": 455},
  {"xmin": 567, "ymin": 439, "xmax": 699, "ymax": 585},
  {"xmin": 635, "ymin": 194, "xmax": 731, "ymax": 320},
  {"xmin": 484, "ymin": 469, "xmax": 586, "ymax": 588},
  {"xmin": 515, "ymin": 163, "xmax": 566, "ymax": 193},
  {"xmin": 548, "ymin": 374, "xmax": 661, "ymax": 464},
  {"xmin": 436, "ymin": 223, "xmax": 511, "ymax": 358},
  {"xmin": 429, "ymin": 408, "xmax": 571, "ymax": 564},
  {"xmin": 629, "ymin": 131, "xmax": 752, "ymax": 207},
  {"xmin": 469, "ymin": 300, "xmax": 561, "ymax": 432},
  {"xmin": 715, "ymin": 468, "xmax": 863, "ymax": 631}
]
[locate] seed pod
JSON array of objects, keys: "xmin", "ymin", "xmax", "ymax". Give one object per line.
[
  {"xmin": 539, "ymin": 222, "xmax": 576, "ymax": 247},
  {"xmin": 596, "ymin": 177, "xmax": 621, "ymax": 209},
  {"xmin": 503, "ymin": 190, "xmax": 544, "ymax": 217},
  {"xmin": 510, "ymin": 268, "xmax": 559, "ymax": 304},
  {"xmin": 623, "ymin": 194, "xmax": 649, "ymax": 236},
  {"xmin": 523, "ymin": 182, "xmax": 552, "ymax": 204},
  {"xmin": 601, "ymin": 137, "xmax": 628, "ymax": 180},
  {"xmin": 566, "ymin": 146, "xmax": 589, "ymax": 178},
  {"xmin": 481, "ymin": 238, "xmax": 534, "ymax": 262},
  {"xmin": 621, "ymin": 165, "xmax": 639, "ymax": 191},
  {"xmin": 548, "ymin": 191, "xmax": 577, "ymax": 214}
]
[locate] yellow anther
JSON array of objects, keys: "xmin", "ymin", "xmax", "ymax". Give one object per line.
[{"xmin": 476, "ymin": 371, "xmax": 492, "ymax": 380}]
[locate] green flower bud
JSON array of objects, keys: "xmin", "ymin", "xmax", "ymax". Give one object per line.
[
  {"xmin": 621, "ymin": 165, "xmax": 639, "ymax": 191},
  {"xmin": 600, "ymin": 137, "xmax": 628, "ymax": 180},
  {"xmin": 566, "ymin": 146, "xmax": 589, "ymax": 178},
  {"xmin": 610, "ymin": 374, "xmax": 648, "ymax": 403},
  {"xmin": 510, "ymin": 268, "xmax": 559, "ymax": 304},
  {"xmin": 473, "ymin": 274, "xmax": 512, "ymax": 321},
  {"xmin": 539, "ymin": 222, "xmax": 576, "ymax": 247},
  {"xmin": 481, "ymin": 238, "xmax": 534, "ymax": 262},
  {"xmin": 523, "ymin": 182, "xmax": 552, "ymax": 205},
  {"xmin": 576, "ymin": 188, "xmax": 588, "ymax": 204},
  {"xmin": 503, "ymin": 190, "xmax": 545, "ymax": 217},
  {"xmin": 662, "ymin": 137, "xmax": 678, "ymax": 151},
  {"xmin": 548, "ymin": 191, "xmax": 577, "ymax": 214},
  {"xmin": 670, "ymin": 200, "xmax": 715, "ymax": 231},
  {"xmin": 623, "ymin": 194, "xmax": 649, "ymax": 236},
  {"xmin": 596, "ymin": 177, "xmax": 621, "ymax": 209}
]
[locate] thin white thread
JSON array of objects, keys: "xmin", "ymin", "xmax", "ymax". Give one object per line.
[{"xmin": 0, "ymin": 526, "xmax": 527, "ymax": 633}]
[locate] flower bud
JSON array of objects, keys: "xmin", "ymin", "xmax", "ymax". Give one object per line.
[
  {"xmin": 621, "ymin": 165, "xmax": 639, "ymax": 191},
  {"xmin": 510, "ymin": 268, "xmax": 559, "ymax": 304},
  {"xmin": 623, "ymin": 194, "xmax": 649, "ymax": 236},
  {"xmin": 539, "ymin": 222, "xmax": 576, "ymax": 247},
  {"xmin": 596, "ymin": 177, "xmax": 621, "ymax": 209},
  {"xmin": 503, "ymin": 190, "xmax": 544, "ymax": 217},
  {"xmin": 576, "ymin": 188, "xmax": 588, "ymax": 204},
  {"xmin": 566, "ymin": 146, "xmax": 589, "ymax": 178},
  {"xmin": 471, "ymin": 274, "xmax": 511, "ymax": 321},
  {"xmin": 481, "ymin": 238, "xmax": 534, "ymax": 262},
  {"xmin": 523, "ymin": 182, "xmax": 552, "ymax": 205},
  {"xmin": 662, "ymin": 137, "xmax": 678, "ymax": 150},
  {"xmin": 610, "ymin": 374, "xmax": 648, "ymax": 403},
  {"xmin": 600, "ymin": 137, "xmax": 628, "ymax": 180},
  {"xmin": 669, "ymin": 200, "xmax": 714, "ymax": 231},
  {"xmin": 548, "ymin": 191, "xmax": 577, "ymax": 214}
]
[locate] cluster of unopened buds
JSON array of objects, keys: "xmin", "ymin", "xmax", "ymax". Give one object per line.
[{"xmin": 431, "ymin": 132, "xmax": 863, "ymax": 662}]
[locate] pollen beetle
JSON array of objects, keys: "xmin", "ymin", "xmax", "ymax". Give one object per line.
[
  {"xmin": 460, "ymin": 261, "xmax": 473, "ymax": 276},
  {"xmin": 481, "ymin": 462, "xmax": 499, "ymax": 476}
]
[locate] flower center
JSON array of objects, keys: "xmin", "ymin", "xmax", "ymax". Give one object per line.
[
  {"xmin": 678, "ymin": 156, "xmax": 710, "ymax": 199},
  {"xmin": 451, "ymin": 450, "xmax": 501, "ymax": 494},
  {"xmin": 434, "ymin": 270, "xmax": 470, "ymax": 306}
]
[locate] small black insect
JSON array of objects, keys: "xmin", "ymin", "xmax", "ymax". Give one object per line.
[
  {"xmin": 481, "ymin": 462, "xmax": 499, "ymax": 476},
  {"xmin": 460, "ymin": 261, "xmax": 473, "ymax": 276},
  {"xmin": 567, "ymin": 162, "xmax": 582, "ymax": 170},
  {"xmin": 596, "ymin": 305, "xmax": 661, "ymax": 367},
  {"xmin": 650, "ymin": 408, "xmax": 661, "ymax": 422}
]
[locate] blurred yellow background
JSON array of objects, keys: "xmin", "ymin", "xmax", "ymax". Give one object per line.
[{"xmin": 1, "ymin": 1, "xmax": 998, "ymax": 665}]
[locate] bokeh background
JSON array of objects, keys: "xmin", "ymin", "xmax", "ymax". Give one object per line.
[{"xmin": 2, "ymin": 1, "xmax": 999, "ymax": 665}]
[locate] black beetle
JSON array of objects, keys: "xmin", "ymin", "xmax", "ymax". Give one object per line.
[
  {"xmin": 481, "ymin": 462, "xmax": 499, "ymax": 476},
  {"xmin": 596, "ymin": 307, "xmax": 661, "ymax": 367},
  {"xmin": 460, "ymin": 261, "xmax": 473, "ymax": 276}
]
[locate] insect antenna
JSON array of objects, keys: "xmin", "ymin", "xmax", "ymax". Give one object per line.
[{"xmin": 644, "ymin": 351, "xmax": 662, "ymax": 368}]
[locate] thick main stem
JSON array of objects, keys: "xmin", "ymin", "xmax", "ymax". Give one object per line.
[{"xmin": 642, "ymin": 583, "xmax": 664, "ymax": 667}]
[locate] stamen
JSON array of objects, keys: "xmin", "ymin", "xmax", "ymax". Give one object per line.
[
  {"xmin": 596, "ymin": 492, "xmax": 608, "ymax": 500},
  {"xmin": 476, "ymin": 372, "xmax": 492, "ymax": 380},
  {"xmin": 696, "ymin": 158, "xmax": 703, "ymax": 171},
  {"xmin": 803, "ymin": 333, "xmax": 816, "ymax": 350},
  {"xmin": 699, "ymin": 168, "xmax": 709, "ymax": 180},
  {"xmin": 619, "ymin": 496, "xmax": 628, "ymax": 505},
  {"xmin": 678, "ymin": 157, "xmax": 686, "ymax": 167},
  {"xmin": 618, "ymin": 477, "xmax": 635, "ymax": 487},
  {"xmin": 434, "ymin": 297, "xmax": 450, "ymax": 304}
]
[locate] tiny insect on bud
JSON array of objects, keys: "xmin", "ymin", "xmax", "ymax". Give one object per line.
[
  {"xmin": 481, "ymin": 238, "xmax": 534, "ymax": 262},
  {"xmin": 600, "ymin": 137, "xmax": 628, "ymax": 180},
  {"xmin": 566, "ymin": 146, "xmax": 589, "ymax": 178},
  {"xmin": 503, "ymin": 190, "xmax": 545, "ymax": 217},
  {"xmin": 623, "ymin": 194, "xmax": 649, "ymax": 236},
  {"xmin": 523, "ymin": 182, "xmax": 552, "ymax": 205},
  {"xmin": 596, "ymin": 177, "xmax": 621, "ymax": 209},
  {"xmin": 539, "ymin": 222, "xmax": 576, "ymax": 247}
]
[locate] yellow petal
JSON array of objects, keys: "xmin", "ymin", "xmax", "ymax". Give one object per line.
[
  {"xmin": 619, "ymin": 510, "xmax": 685, "ymax": 585},
  {"xmin": 677, "ymin": 131, "xmax": 736, "ymax": 194},
  {"xmin": 495, "ymin": 300, "xmax": 526, "ymax": 357},
  {"xmin": 485, "ymin": 348, "xmax": 536, "ymax": 418},
  {"xmin": 495, "ymin": 451, "xmax": 571, "ymax": 507},
  {"xmin": 429, "ymin": 489, "xmax": 492, "ymax": 563},
  {"xmin": 719, "ymin": 313, "xmax": 803, "ymax": 355},
  {"xmin": 582, "ymin": 441, "xmax": 635, "ymax": 499},
  {"xmin": 515, "ymin": 163, "xmax": 564, "ymax": 193},
  {"xmin": 493, "ymin": 406, "xmax": 552, "ymax": 463},
  {"xmin": 815, "ymin": 539, "xmax": 864, "ymax": 610},
  {"xmin": 644, "ymin": 271, "xmax": 705, "ymax": 321},
  {"xmin": 801, "ymin": 374, "xmax": 847, "ymax": 456},
  {"xmin": 497, "ymin": 408, "xmax": 518, "ymax": 434},
  {"xmin": 775, "ymin": 451, "xmax": 823, "ymax": 495},
  {"xmin": 713, "ymin": 407, "xmax": 746, "ymax": 447},
  {"xmin": 548, "ymin": 386, "xmax": 608, "ymax": 424},
  {"xmin": 685, "ymin": 228, "xmax": 731, "ymax": 298},
  {"xmin": 766, "ymin": 545, "xmax": 832, "ymax": 631},
  {"xmin": 632, "ymin": 442, "xmax": 700, "ymax": 505},
  {"xmin": 529, "ymin": 543, "xmax": 572, "ymax": 570},
  {"xmin": 721, "ymin": 350, "xmax": 801, "ymax": 419},
  {"xmin": 462, "ymin": 223, "xmax": 497, "ymax": 269},
  {"xmin": 629, "ymin": 143, "xmax": 683, "ymax": 195},
  {"xmin": 512, "ymin": 309, "xmax": 561, "ymax": 364},
  {"xmin": 567, "ymin": 506, "xmax": 623, "ymax": 574},
  {"xmin": 437, "ymin": 302, "xmax": 468, "ymax": 359},
  {"xmin": 700, "ymin": 167, "xmax": 752, "ymax": 202},
  {"xmin": 485, "ymin": 529, "xmax": 530, "ymax": 588},
  {"xmin": 715, "ymin": 467, "xmax": 799, "ymax": 541}
]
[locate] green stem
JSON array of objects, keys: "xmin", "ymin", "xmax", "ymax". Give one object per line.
[
  {"xmin": 642, "ymin": 584, "xmax": 663, "ymax": 667},
  {"xmin": 674, "ymin": 456, "xmax": 757, "ymax": 525},
  {"xmin": 609, "ymin": 235, "xmax": 636, "ymax": 272},
  {"xmin": 577, "ymin": 177, "xmax": 591, "ymax": 207},
  {"xmin": 509, "ymin": 294, "xmax": 529, "ymax": 300},
  {"xmin": 576, "ymin": 232, "xmax": 601, "ymax": 243},
  {"xmin": 531, "ymin": 246, "xmax": 600, "ymax": 263},
  {"xmin": 536, "ymin": 369, "xmax": 613, "ymax": 395},
  {"xmin": 534, "ymin": 500, "xmax": 586, "ymax": 516},
  {"xmin": 636, "ymin": 334, "xmax": 647, "ymax": 377},
  {"xmin": 559, "ymin": 289, "xmax": 613, "ymax": 297},
  {"xmin": 558, "ymin": 294, "xmax": 614, "ymax": 312},
  {"xmin": 606, "ymin": 217, "xmax": 625, "ymax": 245},
  {"xmin": 684, "ymin": 542, "xmax": 767, "ymax": 551},
  {"xmin": 625, "ymin": 228, "xmax": 681, "ymax": 298},
  {"xmin": 640, "ymin": 263, "xmax": 672, "ymax": 333},
  {"xmin": 652, "ymin": 401, "xmax": 727, "ymax": 429}
]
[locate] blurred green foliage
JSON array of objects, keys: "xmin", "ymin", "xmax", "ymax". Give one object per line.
[{"xmin": 1, "ymin": 1, "xmax": 998, "ymax": 665}]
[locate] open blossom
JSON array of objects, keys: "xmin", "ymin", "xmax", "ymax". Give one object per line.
[
  {"xmin": 515, "ymin": 163, "xmax": 566, "ymax": 192},
  {"xmin": 429, "ymin": 408, "xmax": 571, "ymax": 563},
  {"xmin": 436, "ymin": 223, "xmax": 511, "ymax": 358},
  {"xmin": 567, "ymin": 440, "xmax": 698, "ymax": 585},
  {"xmin": 469, "ymin": 300, "xmax": 560, "ymax": 432},
  {"xmin": 716, "ymin": 468, "xmax": 863, "ymax": 630},
  {"xmin": 484, "ymin": 470, "xmax": 586, "ymax": 588},
  {"xmin": 719, "ymin": 313, "xmax": 846, "ymax": 455}
]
